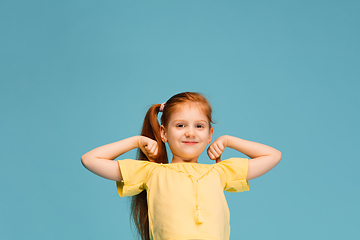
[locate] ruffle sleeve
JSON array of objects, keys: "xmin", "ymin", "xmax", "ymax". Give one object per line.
[
  {"xmin": 116, "ymin": 159, "xmax": 155, "ymax": 197},
  {"xmin": 216, "ymin": 158, "xmax": 249, "ymax": 192}
]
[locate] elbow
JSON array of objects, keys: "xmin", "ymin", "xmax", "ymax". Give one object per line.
[
  {"xmin": 81, "ymin": 154, "xmax": 89, "ymax": 168},
  {"xmin": 275, "ymin": 150, "xmax": 282, "ymax": 164}
]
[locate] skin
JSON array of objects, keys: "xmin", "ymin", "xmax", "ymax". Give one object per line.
[
  {"xmin": 160, "ymin": 104, "xmax": 213, "ymax": 163},
  {"xmin": 81, "ymin": 103, "xmax": 281, "ymax": 182}
]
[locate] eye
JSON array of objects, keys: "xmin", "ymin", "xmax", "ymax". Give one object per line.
[
  {"xmin": 176, "ymin": 124, "xmax": 185, "ymax": 128},
  {"xmin": 196, "ymin": 124, "xmax": 205, "ymax": 128}
]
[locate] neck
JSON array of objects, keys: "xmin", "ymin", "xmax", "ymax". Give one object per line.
[{"xmin": 170, "ymin": 155, "xmax": 199, "ymax": 164}]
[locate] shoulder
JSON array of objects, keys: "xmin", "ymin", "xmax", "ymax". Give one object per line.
[
  {"xmin": 216, "ymin": 158, "xmax": 248, "ymax": 167},
  {"xmin": 213, "ymin": 158, "xmax": 249, "ymax": 175},
  {"xmin": 118, "ymin": 159, "xmax": 161, "ymax": 173}
]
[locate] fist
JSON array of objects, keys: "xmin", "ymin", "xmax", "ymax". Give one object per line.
[
  {"xmin": 207, "ymin": 136, "xmax": 228, "ymax": 163},
  {"xmin": 139, "ymin": 136, "xmax": 158, "ymax": 162}
]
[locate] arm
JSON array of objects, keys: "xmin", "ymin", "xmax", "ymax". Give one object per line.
[
  {"xmin": 81, "ymin": 136, "xmax": 158, "ymax": 181},
  {"xmin": 207, "ymin": 135, "xmax": 281, "ymax": 180}
]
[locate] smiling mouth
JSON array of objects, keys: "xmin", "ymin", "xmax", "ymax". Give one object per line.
[{"xmin": 182, "ymin": 141, "xmax": 198, "ymax": 145}]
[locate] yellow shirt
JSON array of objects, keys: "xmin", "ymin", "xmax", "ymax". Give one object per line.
[{"xmin": 116, "ymin": 158, "xmax": 249, "ymax": 240}]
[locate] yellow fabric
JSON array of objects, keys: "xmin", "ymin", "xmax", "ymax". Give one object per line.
[{"xmin": 116, "ymin": 158, "xmax": 249, "ymax": 240}]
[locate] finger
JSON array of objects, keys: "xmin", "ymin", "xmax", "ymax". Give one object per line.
[
  {"xmin": 210, "ymin": 148, "xmax": 220, "ymax": 159},
  {"xmin": 209, "ymin": 146, "xmax": 221, "ymax": 159},
  {"xmin": 207, "ymin": 149, "xmax": 214, "ymax": 160},
  {"xmin": 140, "ymin": 146, "xmax": 147, "ymax": 155},
  {"xmin": 150, "ymin": 145, "xmax": 159, "ymax": 157},
  {"xmin": 150, "ymin": 141, "xmax": 158, "ymax": 153},
  {"xmin": 152, "ymin": 144, "xmax": 158, "ymax": 155},
  {"xmin": 147, "ymin": 151, "xmax": 155, "ymax": 161},
  {"xmin": 153, "ymin": 147, "xmax": 158, "ymax": 156},
  {"xmin": 207, "ymin": 148, "xmax": 219, "ymax": 160},
  {"xmin": 146, "ymin": 142, "xmax": 155, "ymax": 152},
  {"xmin": 143, "ymin": 146, "xmax": 153, "ymax": 158},
  {"xmin": 212, "ymin": 143, "xmax": 224, "ymax": 156},
  {"xmin": 207, "ymin": 147, "xmax": 214, "ymax": 158},
  {"xmin": 146, "ymin": 143, "xmax": 154, "ymax": 154},
  {"xmin": 144, "ymin": 144, "xmax": 150, "ymax": 151},
  {"xmin": 216, "ymin": 156, "xmax": 221, "ymax": 163}
]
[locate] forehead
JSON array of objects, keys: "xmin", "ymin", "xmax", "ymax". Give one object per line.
[{"xmin": 170, "ymin": 103, "xmax": 209, "ymax": 121}]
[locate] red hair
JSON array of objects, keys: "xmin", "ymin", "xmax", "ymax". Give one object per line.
[{"xmin": 131, "ymin": 92, "xmax": 213, "ymax": 240}]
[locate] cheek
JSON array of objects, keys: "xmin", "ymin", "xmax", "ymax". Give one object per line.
[
  {"xmin": 166, "ymin": 132, "xmax": 179, "ymax": 143},
  {"xmin": 201, "ymin": 130, "xmax": 211, "ymax": 138}
]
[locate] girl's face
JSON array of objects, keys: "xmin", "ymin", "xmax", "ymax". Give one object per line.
[{"xmin": 160, "ymin": 103, "xmax": 213, "ymax": 163}]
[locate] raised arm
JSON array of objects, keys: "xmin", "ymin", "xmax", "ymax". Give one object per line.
[
  {"xmin": 81, "ymin": 136, "xmax": 158, "ymax": 181},
  {"xmin": 207, "ymin": 135, "xmax": 281, "ymax": 180}
]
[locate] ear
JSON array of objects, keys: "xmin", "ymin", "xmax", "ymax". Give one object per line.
[
  {"xmin": 208, "ymin": 127, "xmax": 213, "ymax": 144},
  {"xmin": 160, "ymin": 125, "xmax": 167, "ymax": 143}
]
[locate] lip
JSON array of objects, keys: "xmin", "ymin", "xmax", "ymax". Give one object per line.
[{"xmin": 182, "ymin": 141, "xmax": 198, "ymax": 145}]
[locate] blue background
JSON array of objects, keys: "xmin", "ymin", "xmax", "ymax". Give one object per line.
[{"xmin": 1, "ymin": 0, "xmax": 359, "ymax": 239}]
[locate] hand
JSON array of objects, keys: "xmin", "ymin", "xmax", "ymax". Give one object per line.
[
  {"xmin": 207, "ymin": 135, "xmax": 228, "ymax": 163},
  {"xmin": 138, "ymin": 136, "xmax": 158, "ymax": 162}
]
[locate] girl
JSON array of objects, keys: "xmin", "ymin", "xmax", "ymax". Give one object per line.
[{"xmin": 81, "ymin": 92, "xmax": 281, "ymax": 240}]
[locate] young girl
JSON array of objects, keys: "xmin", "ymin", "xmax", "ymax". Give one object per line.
[{"xmin": 81, "ymin": 92, "xmax": 281, "ymax": 240}]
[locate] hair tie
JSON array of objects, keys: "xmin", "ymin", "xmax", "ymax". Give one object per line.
[{"xmin": 159, "ymin": 102, "xmax": 166, "ymax": 112}]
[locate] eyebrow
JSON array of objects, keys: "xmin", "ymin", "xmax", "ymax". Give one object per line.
[{"xmin": 173, "ymin": 119, "xmax": 208, "ymax": 123}]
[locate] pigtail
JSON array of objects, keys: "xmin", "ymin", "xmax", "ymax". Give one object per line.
[
  {"xmin": 131, "ymin": 104, "xmax": 168, "ymax": 240},
  {"xmin": 137, "ymin": 104, "xmax": 168, "ymax": 164}
]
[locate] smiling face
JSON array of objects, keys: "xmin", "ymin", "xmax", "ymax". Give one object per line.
[{"xmin": 160, "ymin": 103, "xmax": 213, "ymax": 163}]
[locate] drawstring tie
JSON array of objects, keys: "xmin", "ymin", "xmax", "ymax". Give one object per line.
[
  {"xmin": 194, "ymin": 179, "xmax": 203, "ymax": 224},
  {"xmin": 195, "ymin": 206, "xmax": 203, "ymax": 224}
]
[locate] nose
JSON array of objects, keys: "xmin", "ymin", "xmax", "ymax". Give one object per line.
[{"xmin": 185, "ymin": 128, "xmax": 195, "ymax": 138}]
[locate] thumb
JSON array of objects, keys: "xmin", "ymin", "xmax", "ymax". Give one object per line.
[{"xmin": 216, "ymin": 156, "xmax": 221, "ymax": 163}]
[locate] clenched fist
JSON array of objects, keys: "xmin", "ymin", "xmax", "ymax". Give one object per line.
[
  {"xmin": 138, "ymin": 136, "xmax": 158, "ymax": 162},
  {"xmin": 207, "ymin": 135, "xmax": 229, "ymax": 163}
]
